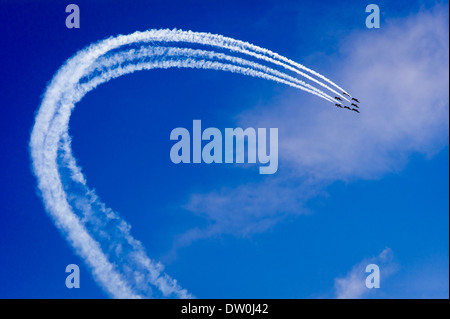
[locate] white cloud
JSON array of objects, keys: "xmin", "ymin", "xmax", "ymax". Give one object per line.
[
  {"xmin": 179, "ymin": 5, "xmax": 449, "ymax": 244},
  {"xmin": 246, "ymin": 5, "xmax": 449, "ymax": 181}
]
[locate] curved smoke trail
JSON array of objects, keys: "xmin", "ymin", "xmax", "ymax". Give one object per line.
[
  {"xmin": 88, "ymin": 46, "xmax": 336, "ymax": 102},
  {"xmin": 101, "ymin": 29, "xmax": 350, "ymax": 100},
  {"xmin": 30, "ymin": 29, "xmax": 350, "ymax": 298}
]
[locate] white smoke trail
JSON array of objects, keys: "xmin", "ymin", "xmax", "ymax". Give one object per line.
[
  {"xmin": 74, "ymin": 29, "xmax": 348, "ymax": 101},
  {"xmin": 30, "ymin": 29, "xmax": 351, "ymax": 299},
  {"xmin": 180, "ymin": 29, "xmax": 351, "ymax": 100},
  {"xmin": 88, "ymin": 46, "xmax": 336, "ymax": 103},
  {"xmin": 114, "ymin": 29, "xmax": 351, "ymax": 101},
  {"xmin": 84, "ymin": 54, "xmax": 335, "ymax": 103},
  {"xmin": 195, "ymin": 30, "xmax": 350, "ymax": 96}
]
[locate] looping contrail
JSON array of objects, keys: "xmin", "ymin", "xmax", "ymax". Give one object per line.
[{"xmin": 30, "ymin": 29, "xmax": 351, "ymax": 298}]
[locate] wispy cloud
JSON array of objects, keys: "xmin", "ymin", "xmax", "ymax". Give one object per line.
[{"xmin": 178, "ymin": 5, "xmax": 449, "ymax": 248}]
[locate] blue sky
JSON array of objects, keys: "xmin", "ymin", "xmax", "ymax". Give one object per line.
[{"xmin": 0, "ymin": 0, "xmax": 448, "ymax": 298}]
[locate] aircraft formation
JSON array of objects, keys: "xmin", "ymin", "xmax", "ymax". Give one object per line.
[{"xmin": 334, "ymin": 92, "xmax": 361, "ymax": 113}]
